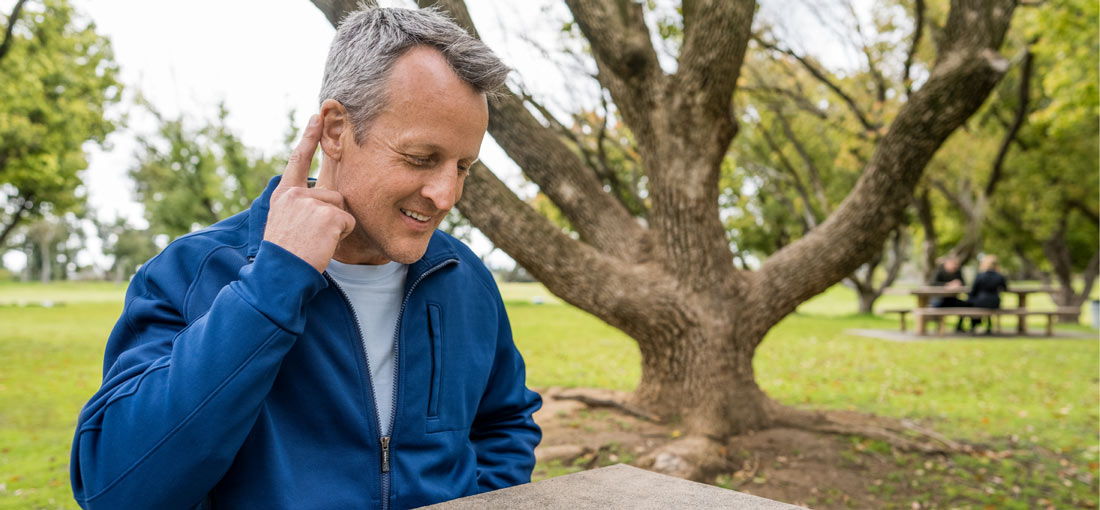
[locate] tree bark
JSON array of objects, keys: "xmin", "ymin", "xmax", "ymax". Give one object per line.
[{"xmin": 311, "ymin": 0, "xmax": 1017, "ymax": 442}]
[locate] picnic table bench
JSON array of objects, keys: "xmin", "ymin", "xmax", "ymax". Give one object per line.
[{"xmin": 882, "ymin": 306, "xmax": 1080, "ymax": 336}]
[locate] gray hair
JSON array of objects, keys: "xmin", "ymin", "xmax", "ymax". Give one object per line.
[{"xmin": 318, "ymin": 5, "xmax": 509, "ymax": 143}]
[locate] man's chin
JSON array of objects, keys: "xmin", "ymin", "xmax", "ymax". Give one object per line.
[{"xmin": 385, "ymin": 240, "xmax": 432, "ymax": 265}]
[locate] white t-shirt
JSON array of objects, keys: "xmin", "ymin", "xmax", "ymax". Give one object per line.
[{"xmin": 326, "ymin": 259, "xmax": 408, "ymax": 436}]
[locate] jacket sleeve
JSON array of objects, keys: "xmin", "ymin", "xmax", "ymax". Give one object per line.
[
  {"xmin": 468, "ymin": 293, "xmax": 542, "ymax": 493},
  {"xmin": 70, "ymin": 241, "xmax": 327, "ymax": 509}
]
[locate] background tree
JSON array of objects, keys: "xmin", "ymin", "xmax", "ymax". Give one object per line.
[
  {"xmin": 919, "ymin": 0, "xmax": 1098, "ymax": 317},
  {"xmin": 913, "ymin": 22, "xmax": 1033, "ymax": 277},
  {"xmin": 999, "ymin": 0, "xmax": 1098, "ymax": 315},
  {"xmin": 130, "ymin": 102, "xmax": 294, "ymax": 239},
  {"xmin": 19, "ymin": 210, "xmax": 86, "ymax": 282},
  {"xmin": 0, "ymin": 0, "xmax": 120, "ymax": 247},
  {"xmin": 732, "ymin": 18, "xmax": 913, "ymax": 313},
  {"xmin": 96, "ymin": 217, "xmax": 159, "ymax": 282},
  {"xmin": 314, "ymin": 0, "xmax": 1017, "ymax": 477}
]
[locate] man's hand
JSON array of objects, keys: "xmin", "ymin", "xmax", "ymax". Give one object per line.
[{"xmin": 263, "ymin": 115, "xmax": 356, "ymax": 273}]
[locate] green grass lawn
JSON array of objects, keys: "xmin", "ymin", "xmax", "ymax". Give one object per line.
[{"xmin": 0, "ymin": 280, "xmax": 1096, "ymax": 508}]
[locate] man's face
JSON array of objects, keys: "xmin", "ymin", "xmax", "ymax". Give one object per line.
[
  {"xmin": 944, "ymin": 258, "xmax": 959, "ymax": 272},
  {"xmin": 328, "ymin": 46, "xmax": 488, "ymax": 265}
]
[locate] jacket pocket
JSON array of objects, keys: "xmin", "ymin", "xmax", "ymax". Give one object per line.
[{"xmin": 427, "ymin": 303, "xmax": 443, "ymax": 419}]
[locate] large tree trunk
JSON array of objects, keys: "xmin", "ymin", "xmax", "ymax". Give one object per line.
[
  {"xmin": 632, "ymin": 320, "xmax": 772, "ymax": 436},
  {"xmin": 315, "ymin": 0, "xmax": 1017, "ymax": 445}
]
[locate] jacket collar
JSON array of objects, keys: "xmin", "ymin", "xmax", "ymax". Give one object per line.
[{"xmin": 248, "ymin": 176, "xmax": 460, "ymax": 275}]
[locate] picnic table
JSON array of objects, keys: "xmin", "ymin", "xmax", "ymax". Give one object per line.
[
  {"xmin": 909, "ymin": 285, "xmax": 1056, "ymax": 308},
  {"xmin": 882, "ymin": 286, "xmax": 1072, "ymax": 336},
  {"xmin": 420, "ymin": 464, "xmax": 805, "ymax": 509}
]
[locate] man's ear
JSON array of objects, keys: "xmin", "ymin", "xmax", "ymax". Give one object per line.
[{"xmin": 319, "ymin": 99, "xmax": 348, "ymax": 161}]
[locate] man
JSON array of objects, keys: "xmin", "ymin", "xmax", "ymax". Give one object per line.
[
  {"xmin": 929, "ymin": 254, "xmax": 969, "ymax": 331},
  {"xmin": 967, "ymin": 255, "xmax": 1008, "ymax": 334},
  {"xmin": 70, "ymin": 7, "xmax": 541, "ymax": 509}
]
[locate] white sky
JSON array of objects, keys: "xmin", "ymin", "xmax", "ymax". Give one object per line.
[
  {"xmin": 4, "ymin": 0, "xmax": 580, "ymax": 272},
  {"xmin": 2, "ymin": 0, "xmax": 866, "ymax": 274}
]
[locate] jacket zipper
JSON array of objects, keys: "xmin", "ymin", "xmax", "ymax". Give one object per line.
[
  {"xmin": 324, "ymin": 274, "xmax": 389, "ymax": 509},
  {"xmin": 324, "ymin": 257, "xmax": 457, "ymax": 510}
]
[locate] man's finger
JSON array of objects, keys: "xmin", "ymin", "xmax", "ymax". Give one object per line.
[
  {"xmin": 337, "ymin": 209, "xmax": 356, "ymax": 240},
  {"xmin": 314, "ymin": 139, "xmax": 339, "ymax": 191},
  {"xmin": 305, "ymin": 188, "xmax": 346, "ymax": 209},
  {"xmin": 281, "ymin": 115, "xmax": 321, "ymax": 188}
]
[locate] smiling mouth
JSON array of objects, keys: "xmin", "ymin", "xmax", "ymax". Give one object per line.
[{"xmin": 401, "ymin": 208, "xmax": 431, "ymax": 222}]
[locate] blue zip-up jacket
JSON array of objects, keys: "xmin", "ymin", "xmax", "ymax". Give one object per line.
[{"xmin": 71, "ymin": 177, "xmax": 542, "ymax": 509}]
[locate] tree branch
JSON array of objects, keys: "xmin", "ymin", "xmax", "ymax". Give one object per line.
[
  {"xmin": 875, "ymin": 227, "xmax": 907, "ymax": 294},
  {"xmin": 929, "ymin": 178, "xmax": 971, "ymax": 216},
  {"xmin": 915, "ymin": 186, "xmax": 938, "ymax": 281},
  {"xmin": 0, "ymin": 0, "xmax": 28, "ymax": 65},
  {"xmin": 903, "ymin": 0, "xmax": 926, "ymax": 97},
  {"xmin": 741, "ymin": 85, "xmax": 829, "ymax": 119},
  {"xmin": 487, "ymin": 90, "xmax": 645, "ymax": 256},
  {"xmin": 771, "ymin": 106, "xmax": 830, "ymax": 213},
  {"xmin": 930, "ymin": 178, "xmax": 982, "ymax": 265},
  {"xmin": 742, "ymin": 63, "xmax": 871, "ymax": 142},
  {"xmin": 521, "ymin": 91, "xmax": 647, "ymax": 218},
  {"xmin": 748, "ymin": 0, "xmax": 1017, "ymax": 336},
  {"xmin": 458, "ymin": 161, "xmax": 690, "ymax": 346},
  {"xmin": 593, "ymin": 94, "xmax": 648, "ymax": 217},
  {"xmin": 844, "ymin": 0, "xmax": 888, "ymax": 103},
  {"xmin": 755, "ymin": 170, "xmax": 811, "ymax": 234},
  {"xmin": 1068, "ymin": 199, "xmax": 1099, "ymax": 225},
  {"xmin": 673, "ymin": 0, "xmax": 756, "ymax": 135},
  {"xmin": 986, "ymin": 47, "xmax": 1032, "ymax": 197},
  {"xmin": 754, "ymin": 36, "xmax": 881, "ymax": 135},
  {"xmin": 758, "ymin": 127, "xmax": 820, "ymax": 228},
  {"xmin": 562, "ymin": 0, "xmax": 664, "ymax": 149}
]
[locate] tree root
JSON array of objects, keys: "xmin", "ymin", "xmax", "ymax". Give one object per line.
[
  {"xmin": 765, "ymin": 401, "xmax": 976, "ymax": 455},
  {"xmin": 554, "ymin": 390, "xmax": 662, "ymax": 422},
  {"xmin": 636, "ymin": 435, "xmax": 733, "ymax": 481},
  {"xmin": 555, "ymin": 388, "xmax": 985, "ymax": 482}
]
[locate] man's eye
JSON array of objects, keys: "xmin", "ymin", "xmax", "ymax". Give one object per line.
[
  {"xmin": 458, "ymin": 165, "xmax": 471, "ymax": 175},
  {"xmin": 405, "ymin": 155, "xmax": 432, "ymax": 167}
]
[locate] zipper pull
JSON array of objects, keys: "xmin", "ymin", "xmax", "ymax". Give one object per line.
[{"xmin": 380, "ymin": 436, "xmax": 391, "ymax": 473}]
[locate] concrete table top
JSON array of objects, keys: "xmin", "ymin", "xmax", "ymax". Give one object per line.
[{"xmin": 417, "ymin": 464, "xmax": 806, "ymax": 509}]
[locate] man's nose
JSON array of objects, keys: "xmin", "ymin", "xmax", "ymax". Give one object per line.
[{"xmin": 421, "ymin": 166, "xmax": 460, "ymax": 211}]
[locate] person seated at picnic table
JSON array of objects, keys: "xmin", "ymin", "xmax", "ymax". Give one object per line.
[
  {"xmin": 929, "ymin": 254, "xmax": 968, "ymax": 331},
  {"xmin": 967, "ymin": 255, "xmax": 1008, "ymax": 334}
]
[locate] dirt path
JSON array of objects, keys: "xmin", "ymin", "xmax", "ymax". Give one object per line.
[{"xmin": 530, "ymin": 387, "xmax": 1097, "ymax": 509}]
